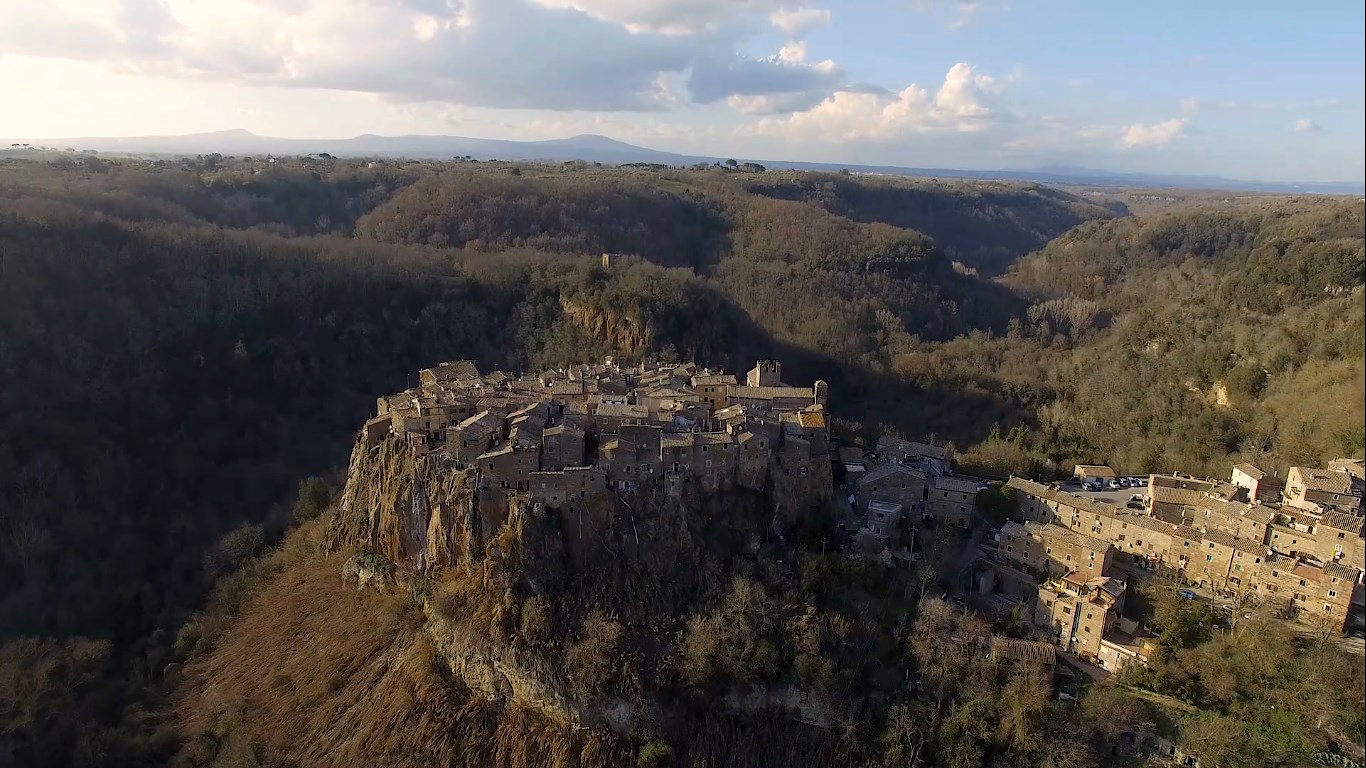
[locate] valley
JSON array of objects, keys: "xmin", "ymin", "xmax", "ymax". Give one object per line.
[{"xmin": 0, "ymin": 155, "xmax": 1361, "ymax": 767}]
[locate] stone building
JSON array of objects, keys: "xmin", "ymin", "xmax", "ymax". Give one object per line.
[
  {"xmin": 1006, "ymin": 470, "xmax": 1365, "ymax": 632},
  {"xmin": 1284, "ymin": 465, "xmax": 1364, "ymax": 514},
  {"xmin": 1035, "ymin": 571, "xmax": 1126, "ymax": 660},
  {"xmin": 1231, "ymin": 463, "xmax": 1284, "ymax": 504}
]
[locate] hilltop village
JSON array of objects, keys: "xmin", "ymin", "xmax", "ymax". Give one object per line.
[
  {"xmin": 360, "ymin": 356, "xmax": 1365, "ymax": 679},
  {"xmin": 365, "ymin": 358, "xmax": 834, "ymax": 518}
]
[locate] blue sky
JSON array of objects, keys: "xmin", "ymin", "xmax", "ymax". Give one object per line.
[{"xmin": 1, "ymin": 0, "xmax": 1361, "ymax": 181}]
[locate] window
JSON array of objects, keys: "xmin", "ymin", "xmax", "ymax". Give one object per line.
[
  {"xmin": 1325, "ymin": 604, "xmax": 1333, "ymax": 612},
  {"xmin": 1271, "ymin": 570, "xmax": 1279, "ymax": 577},
  {"xmin": 1206, "ymin": 555, "xmax": 1213, "ymax": 562},
  {"xmin": 1299, "ymin": 579, "xmax": 1307, "ymax": 587},
  {"xmin": 1208, "ymin": 542, "xmax": 1215, "ymax": 549},
  {"xmin": 1062, "ymin": 606, "xmax": 1072, "ymax": 614},
  {"xmin": 1329, "ymin": 590, "xmax": 1337, "ymax": 597},
  {"xmin": 1118, "ymin": 535, "xmax": 1126, "ymax": 542},
  {"xmin": 1183, "ymin": 541, "xmax": 1190, "ymax": 548}
]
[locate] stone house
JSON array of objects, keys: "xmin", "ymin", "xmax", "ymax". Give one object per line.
[
  {"xmin": 1097, "ymin": 618, "xmax": 1157, "ymax": 674},
  {"xmin": 928, "ymin": 474, "xmax": 979, "ymax": 527},
  {"xmin": 593, "ymin": 402, "xmax": 649, "ymax": 434},
  {"xmin": 1231, "ymin": 462, "xmax": 1283, "ymax": 503},
  {"xmin": 475, "ymin": 443, "xmax": 540, "ymax": 491},
  {"xmin": 1073, "ymin": 465, "xmax": 1116, "ymax": 482},
  {"xmin": 449, "ymin": 410, "xmax": 503, "ymax": 463},
  {"xmin": 690, "ymin": 372, "xmax": 736, "ymax": 411},
  {"xmin": 540, "ymin": 425, "xmax": 586, "ymax": 471},
  {"xmin": 1035, "ymin": 571, "xmax": 1126, "ymax": 660},
  {"xmin": 530, "ymin": 466, "xmax": 606, "ymax": 507},
  {"xmin": 999, "ymin": 521, "xmax": 1113, "ymax": 579},
  {"xmin": 857, "ymin": 461, "xmax": 928, "ymax": 516},
  {"xmin": 864, "ymin": 500, "xmax": 902, "ymax": 542},
  {"xmin": 419, "ymin": 359, "xmax": 480, "ymax": 387},
  {"xmin": 1284, "ymin": 465, "xmax": 1364, "ymax": 514},
  {"xmin": 1254, "ymin": 555, "xmax": 1359, "ymax": 627}
]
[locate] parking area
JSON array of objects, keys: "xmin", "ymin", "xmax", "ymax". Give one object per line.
[{"xmin": 1058, "ymin": 479, "xmax": 1148, "ymax": 508}]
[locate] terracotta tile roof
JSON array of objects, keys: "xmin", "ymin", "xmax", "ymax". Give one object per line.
[
  {"xmin": 423, "ymin": 360, "xmax": 480, "ymax": 380},
  {"xmin": 1324, "ymin": 562, "xmax": 1361, "ymax": 582},
  {"xmin": 1320, "ymin": 511, "xmax": 1365, "ymax": 535},
  {"xmin": 1291, "ymin": 563, "xmax": 1322, "ymax": 581},
  {"xmin": 860, "ymin": 461, "xmax": 927, "ymax": 487},
  {"xmin": 1296, "ymin": 467, "xmax": 1358, "ymax": 495},
  {"xmin": 1244, "ymin": 504, "xmax": 1276, "ymax": 524},
  {"xmin": 726, "ymin": 385, "xmax": 814, "ymax": 401},
  {"xmin": 991, "ymin": 637, "xmax": 1056, "ymax": 666},
  {"xmin": 1233, "ymin": 463, "xmax": 1266, "ymax": 480}
]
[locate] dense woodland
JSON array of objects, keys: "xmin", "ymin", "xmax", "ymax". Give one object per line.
[{"xmin": 0, "ymin": 155, "xmax": 1361, "ymax": 766}]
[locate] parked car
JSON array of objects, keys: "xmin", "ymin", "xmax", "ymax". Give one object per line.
[{"xmin": 1177, "ymin": 589, "xmax": 1197, "ymax": 600}]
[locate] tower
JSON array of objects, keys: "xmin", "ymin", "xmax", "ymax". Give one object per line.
[{"xmin": 747, "ymin": 359, "xmax": 782, "ymax": 387}]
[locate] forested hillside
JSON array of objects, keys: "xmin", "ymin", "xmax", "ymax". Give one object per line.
[
  {"xmin": 982, "ymin": 202, "xmax": 1366, "ymax": 476},
  {"xmin": 742, "ymin": 172, "xmax": 1124, "ymax": 275},
  {"xmin": 0, "ymin": 155, "xmax": 1360, "ymax": 766}
]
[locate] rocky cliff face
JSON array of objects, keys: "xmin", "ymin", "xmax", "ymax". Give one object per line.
[
  {"xmin": 559, "ymin": 298, "xmax": 651, "ymax": 358},
  {"xmin": 330, "ymin": 430, "xmax": 829, "ymax": 736},
  {"xmin": 331, "ymin": 434, "xmax": 490, "ymax": 572}
]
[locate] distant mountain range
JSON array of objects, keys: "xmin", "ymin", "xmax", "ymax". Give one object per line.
[{"xmin": 7, "ymin": 128, "xmax": 1363, "ymax": 195}]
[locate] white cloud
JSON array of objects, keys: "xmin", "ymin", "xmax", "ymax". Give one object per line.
[
  {"xmin": 529, "ymin": 0, "xmax": 792, "ymax": 34},
  {"xmin": 743, "ymin": 62, "xmax": 1015, "ymax": 141},
  {"xmin": 1180, "ymin": 97, "xmax": 1199, "ymax": 115},
  {"xmin": 769, "ymin": 7, "xmax": 830, "ymax": 36},
  {"xmin": 910, "ymin": 0, "xmax": 1001, "ymax": 30},
  {"xmin": 1119, "ymin": 117, "xmax": 1186, "ymax": 149},
  {"xmin": 0, "ymin": 0, "xmax": 844, "ymax": 112},
  {"xmin": 1294, "ymin": 118, "xmax": 1320, "ymax": 133}
]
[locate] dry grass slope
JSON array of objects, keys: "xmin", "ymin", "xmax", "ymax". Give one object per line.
[{"xmin": 173, "ymin": 552, "xmax": 627, "ymax": 768}]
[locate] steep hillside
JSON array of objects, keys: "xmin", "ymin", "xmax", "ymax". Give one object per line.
[
  {"xmin": 742, "ymin": 172, "xmax": 1123, "ymax": 274},
  {"xmin": 959, "ymin": 199, "xmax": 1365, "ymax": 477},
  {"xmin": 170, "ymin": 430, "xmax": 1108, "ymax": 768}
]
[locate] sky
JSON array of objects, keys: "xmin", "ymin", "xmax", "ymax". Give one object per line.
[{"xmin": 1, "ymin": 0, "xmax": 1362, "ymax": 182}]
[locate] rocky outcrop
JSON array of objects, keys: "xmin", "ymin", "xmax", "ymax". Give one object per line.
[
  {"xmin": 424, "ymin": 606, "xmax": 587, "ymax": 729},
  {"xmin": 559, "ymin": 298, "xmax": 650, "ymax": 357},
  {"xmin": 331, "ymin": 434, "xmax": 485, "ymax": 572},
  {"xmin": 330, "ymin": 430, "xmax": 833, "ymax": 738}
]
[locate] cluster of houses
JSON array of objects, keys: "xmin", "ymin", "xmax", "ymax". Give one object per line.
[
  {"xmin": 979, "ymin": 459, "xmax": 1365, "ymax": 672},
  {"xmin": 364, "ymin": 357, "xmax": 833, "ymax": 518},
  {"xmin": 837, "ymin": 437, "xmax": 986, "ymax": 561}
]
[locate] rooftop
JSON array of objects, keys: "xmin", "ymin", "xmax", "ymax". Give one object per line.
[{"xmin": 1295, "ymin": 466, "xmax": 1361, "ymax": 496}]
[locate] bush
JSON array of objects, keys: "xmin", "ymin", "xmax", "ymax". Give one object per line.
[
  {"xmin": 291, "ymin": 477, "xmax": 332, "ymax": 523},
  {"xmin": 636, "ymin": 739, "xmax": 672, "ymax": 767}
]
